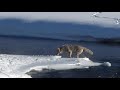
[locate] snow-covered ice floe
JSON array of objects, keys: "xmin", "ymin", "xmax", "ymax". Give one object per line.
[{"xmin": 0, "ymin": 54, "xmax": 111, "ymax": 78}]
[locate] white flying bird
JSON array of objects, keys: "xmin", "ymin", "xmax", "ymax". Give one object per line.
[
  {"xmin": 92, "ymin": 12, "xmax": 102, "ymax": 17},
  {"xmin": 114, "ymin": 18, "xmax": 120, "ymax": 24}
]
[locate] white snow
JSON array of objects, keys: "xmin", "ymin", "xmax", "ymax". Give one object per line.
[
  {"xmin": 0, "ymin": 54, "xmax": 111, "ymax": 78},
  {"xmin": 0, "ymin": 12, "xmax": 120, "ymax": 28}
]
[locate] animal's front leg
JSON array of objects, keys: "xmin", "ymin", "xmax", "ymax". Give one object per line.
[
  {"xmin": 57, "ymin": 53, "xmax": 60, "ymax": 56},
  {"xmin": 69, "ymin": 51, "xmax": 72, "ymax": 58},
  {"xmin": 77, "ymin": 54, "xmax": 79, "ymax": 58}
]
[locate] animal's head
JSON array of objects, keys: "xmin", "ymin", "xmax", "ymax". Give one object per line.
[{"xmin": 56, "ymin": 47, "xmax": 63, "ymax": 55}]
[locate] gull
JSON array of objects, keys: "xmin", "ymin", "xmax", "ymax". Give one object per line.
[
  {"xmin": 114, "ymin": 18, "xmax": 120, "ymax": 24},
  {"xmin": 92, "ymin": 12, "xmax": 102, "ymax": 17}
]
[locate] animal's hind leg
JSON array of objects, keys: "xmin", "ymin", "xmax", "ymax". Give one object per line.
[{"xmin": 77, "ymin": 49, "xmax": 83, "ymax": 58}]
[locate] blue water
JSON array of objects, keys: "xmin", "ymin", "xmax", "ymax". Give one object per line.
[{"xmin": 0, "ymin": 19, "xmax": 120, "ymax": 78}]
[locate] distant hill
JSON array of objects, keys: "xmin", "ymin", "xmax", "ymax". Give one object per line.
[
  {"xmin": 97, "ymin": 37, "xmax": 120, "ymax": 44},
  {"xmin": 0, "ymin": 19, "xmax": 120, "ymax": 40}
]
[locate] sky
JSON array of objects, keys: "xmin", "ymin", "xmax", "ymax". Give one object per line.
[{"xmin": 0, "ymin": 12, "xmax": 120, "ymax": 28}]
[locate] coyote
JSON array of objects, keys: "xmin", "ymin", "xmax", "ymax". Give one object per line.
[{"xmin": 56, "ymin": 44, "xmax": 93, "ymax": 58}]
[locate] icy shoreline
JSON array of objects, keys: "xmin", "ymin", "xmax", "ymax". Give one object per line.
[{"xmin": 0, "ymin": 54, "xmax": 111, "ymax": 78}]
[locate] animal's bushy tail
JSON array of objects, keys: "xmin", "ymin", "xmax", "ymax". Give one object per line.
[{"xmin": 83, "ymin": 48, "xmax": 93, "ymax": 55}]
